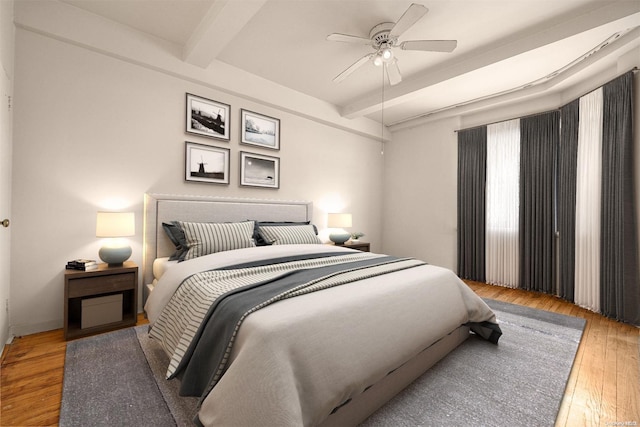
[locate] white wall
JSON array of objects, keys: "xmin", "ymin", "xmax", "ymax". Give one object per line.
[
  {"xmin": 10, "ymin": 29, "xmax": 384, "ymax": 336},
  {"xmin": 381, "ymin": 117, "xmax": 460, "ymax": 270},
  {"xmin": 0, "ymin": 0, "xmax": 14, "ymax": 347}
]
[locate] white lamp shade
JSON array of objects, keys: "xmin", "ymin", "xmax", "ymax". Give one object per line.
[
  {"xmin": 327, "ymin": 213, "xmax": 352, "ymax": 228},
  {"xmin": 96, "ymin": 212, "xmax": 135, "ymax": 237}
]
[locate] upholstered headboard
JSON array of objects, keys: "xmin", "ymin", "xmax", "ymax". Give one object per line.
[{"xmin": 143, "ymin": 193, "xmax": 313, "ymax": 286}]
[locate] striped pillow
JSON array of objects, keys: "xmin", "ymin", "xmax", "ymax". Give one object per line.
[
  {"xmin": 252, "ymin": 221, "xmax": 318, "ymax": 246},
  {"xmin": 258, "ymin": 224, "xmax": 321, "ymax": 245},
  {"xmin": 178, "ymin": 221, "xmax": 256, "ymax": 260}
]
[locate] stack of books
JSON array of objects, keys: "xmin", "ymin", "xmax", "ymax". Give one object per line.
[{"xmin": 66, "ymin": 259, "xmax": 98, "ymax": 271}]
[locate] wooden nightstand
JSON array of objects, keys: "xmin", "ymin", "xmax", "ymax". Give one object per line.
[
  {"xmin": 64, "ymin": 261, "xmax": 138, "ymax": 340},
  {"xmin": 341, "ymin": 241, "xmax": 370, "ymax": 252}
]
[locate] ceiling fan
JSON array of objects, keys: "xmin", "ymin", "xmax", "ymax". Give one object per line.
[{"xmin": 327, "ymin": 3, "xmax": 457, "ymax": 86}]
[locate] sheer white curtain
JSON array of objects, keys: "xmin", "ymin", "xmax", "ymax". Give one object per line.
[
  {"xmin": 486, "ymin": 119, "xmax": 520, "ymax": 287},
  {"xmin": 574, "ymin": 88, "xmax": 603, "ymax": 312}
]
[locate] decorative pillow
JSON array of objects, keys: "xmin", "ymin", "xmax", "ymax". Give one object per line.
[
  {"xmin": 252, "ymin": 221, "xmax": 318, "ymax": 246},
  {"xmin": 177, "ymin": 220, "xmax": 256, "ymax": 260},
  {"xmin": 258, "ymin": 224, "xmax": 322, "ymax": 245},
  {"xmin": 162, "ymin": 222, "xmax": 189, "ymax": 261}
]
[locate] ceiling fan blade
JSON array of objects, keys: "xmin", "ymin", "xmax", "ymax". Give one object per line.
[
  {"xmin": 400, "ymin": 39, "xmax": 457, "ymax": 53},
  {"xmin": 385, "ymin": 59, "xmax": 402, "ymax": 86},
  {"xmin": 326, "ymin": 33, "xmax": 372, "ymax": 45},
  {"xmin": 390, "ymin": 3, "xmax": 428, "ymax": 39},
  {"xmin": 333, "ymin": 54, "xmax": 373, "ymax": 83}
]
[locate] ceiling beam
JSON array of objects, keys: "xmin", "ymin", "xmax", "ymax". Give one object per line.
[
  {"xmin": 183, "ymin": 0, "xmax": 267, "ymax": 68},
  {"xmin": 388, "ymin": 27, "xmax": 640, "ymax": 131},
  {"xmin": 341, "ymin": 0, "xmax": 640, "ymax": 119}
]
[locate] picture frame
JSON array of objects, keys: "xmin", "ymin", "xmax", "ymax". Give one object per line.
[
  {"xmin": 239, "ymin": 151, "xmax": 280, "ymax": 189},
  {"xmin": 240, "ymin": 109, "xmax": 280, "ymax": 150},
  {"xmin": 186, "ymin": 93, "xmax": 230, "ymax": 141},
  {"xmin": 185, "ymin": 141, "xmax": 230, "ymax": 185}
]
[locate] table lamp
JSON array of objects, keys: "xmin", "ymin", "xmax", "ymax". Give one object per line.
[
  {"xmin": 327, "ymin": 213, "xmax": 352, "ymax": 245},
  {"xmin": 96, "ymin": 211, "xmax": 135, "ymax": 266}
]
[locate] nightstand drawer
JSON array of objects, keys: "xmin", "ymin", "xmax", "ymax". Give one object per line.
[{"xmin": 67, "ymin": 272, "xmax": 135, "ymax": 298}]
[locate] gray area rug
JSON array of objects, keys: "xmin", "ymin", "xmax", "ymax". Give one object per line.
[
  {"xmin": 59, "ymin": 327, "xmax": 178, "ymax": 427},
  {"xmin": 360, "ymin": 299, "xmax": 586, "ymax": 426},
  {"xmin": 59, "ymin": 299, "xmax": 585, "ymax": 426}
]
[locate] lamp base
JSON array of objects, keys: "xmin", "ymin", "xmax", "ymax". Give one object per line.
[
  {"xmin": 99, "ymin": 245, "xmax": 132, "ymax": 266},
  {"xmin": 329, "ymin": 232, "xmax": 351, "ymax": 245}
]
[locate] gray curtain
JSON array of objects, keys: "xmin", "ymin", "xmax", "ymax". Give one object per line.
[
  {"xmin": 600, "ymin": 71, "xmax": 640, "ymax": 325},
  {"xmin": 457, "ymin": 127, "xmax": 487, "ymax": 281},
  {"xmin": 519, "ymin": 111, "xmax": 559, "ymax": 293},
  {"xmin": 557, "ymin": 100, "xmax": 579, "ymax": 301}
]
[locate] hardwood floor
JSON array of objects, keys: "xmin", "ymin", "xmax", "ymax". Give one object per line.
[{"xmin": 1, "ymin": 285, "xmax": 638, "ymax": 426}]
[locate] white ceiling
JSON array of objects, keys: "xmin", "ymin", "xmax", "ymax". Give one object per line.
[{"xmin": 56, "ymin": 0, "xmax": 640, "ymax": 127}]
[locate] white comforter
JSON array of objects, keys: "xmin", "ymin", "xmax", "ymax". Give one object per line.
[{"xmin": 144, "ymin": 245, "xmax": 498, "ymax": 427}]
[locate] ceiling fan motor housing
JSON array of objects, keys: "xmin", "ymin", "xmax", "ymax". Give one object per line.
[{"xmin": 369, "ymin": 22, "xmax": 397, "ymax": 47}]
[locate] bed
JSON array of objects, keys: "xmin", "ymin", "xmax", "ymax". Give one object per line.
[{"xmin": 142, "ymin": 193, "xmax": 501, "ymax": 427}]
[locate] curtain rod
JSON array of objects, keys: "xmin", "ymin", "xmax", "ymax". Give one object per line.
[
  {"xmin": 567, "ymin": 66, "xmax": 638, "ymax": 103},
  {"xmin": 454, "ymin": 110, "xmax": 560, "ymax": 133},
  {"xmin": 455, "ymin": 67, "xmax": 638, "ymax": 134}
]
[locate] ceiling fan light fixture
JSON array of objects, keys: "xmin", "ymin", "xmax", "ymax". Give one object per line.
[
  {"xmin": 373, "ymin": 54, "xmax": 383, "ymax": 67},
  {"xmin": 381, "ymin": 46, "xmax": 393, "ymax": 62}
]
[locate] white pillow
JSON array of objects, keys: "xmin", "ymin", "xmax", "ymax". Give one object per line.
[{"xmin": 152, "ymin": 257, "xmax": 176, "ymax": 280}]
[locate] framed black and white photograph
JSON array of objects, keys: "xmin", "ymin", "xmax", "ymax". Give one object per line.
[
  {"xmin": 240, "ymin": 151, "xmax": 280, "ymax": 189},
  {"xmin": 186, "ymin": 93, "xmax": 230, "ymax": 141},
  {"xmin": 185, "ymin": 141, "xmax": 230, "ymax": 185},
  {"xmin": 241, "ymin": 109, "xmax": 280, "ymax": 150}
]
